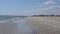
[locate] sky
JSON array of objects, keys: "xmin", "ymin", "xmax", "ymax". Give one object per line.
[{"xmin": 0, "ymin": 0, "xmax": 60, "ymax": 16}]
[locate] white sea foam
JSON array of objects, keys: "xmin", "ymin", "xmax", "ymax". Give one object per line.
[
  {"xmin": 15, "ymin": 18, "xmax": 20, "ymax": 20},
  {"xmin": 0, "ymin": 17, "xmax": 23, "ymax": 23},
  {"xmin": 0, "ymin": 20, "xmax": 8, "ymax": 23},
  {"xmin": 0, "ymin": 18, "xmax": 16, "ymax": 23}
]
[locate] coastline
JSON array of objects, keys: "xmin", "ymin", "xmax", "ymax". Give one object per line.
[
  {"xmin": 26, "ymin": 17, "xmax": 60, "ymax": 34},
  {"xmin": 0, "ymin": 17, "xmax": 36, "ymax": 34}
]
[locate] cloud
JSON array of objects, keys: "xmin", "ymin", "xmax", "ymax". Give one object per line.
[
  {"xmin": 44, "ymin": 1, "xmax": 56, "ymax": 5},
  {"xmin": 29, "ymin": 4, "xmax": 41, "ymax": 9},
  {"xmin": 47, "ymin": 6, "xmax": 60, "ymax": 9},
  {"xmin": 40, "ymin": 6, "xmax": 60, "ymax": 11},
  {"xmin": 28, "ymin": 0, "xmax": 60, "ymax": 15},
  {"xmin": 31, "ymin": 6, "xmax": 60, "ymax": 15},
  {"xmin": 42, "ymin": 0, "xmax": 56, "ymax": 5},
  {"xmin": 29, "ymin": 0, "xmax": 60, "ymax": 15}
]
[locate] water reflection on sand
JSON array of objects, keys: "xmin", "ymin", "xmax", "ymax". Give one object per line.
[{"xmin": 0, "ymin": 19, "xmax": 36, "ymax": 34}]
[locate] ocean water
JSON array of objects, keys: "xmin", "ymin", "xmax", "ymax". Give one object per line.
[
  {"xmin": 0, "ymin": 15, "xmax": 27, "ymax": 23},
  {"xmin": 0, "ymin": 15, "xmax": 36, "ymax": 34}
]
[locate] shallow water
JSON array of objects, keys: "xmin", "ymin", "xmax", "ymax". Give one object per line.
[{"xmin": 0, "ymin": 18, "xmax": 36, "ymax": 34}]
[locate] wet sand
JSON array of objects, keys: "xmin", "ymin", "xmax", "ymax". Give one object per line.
[
  {"xmin": 0, "ymin": 22, "xmax": 17, "ymax": 34},
  {"xmin": 0, "ymin": 19, "xmax": 35, "ymax": 34},
  {"xmin": 26, "ymin": 17, "xmax": 60, "ymax": 34}
]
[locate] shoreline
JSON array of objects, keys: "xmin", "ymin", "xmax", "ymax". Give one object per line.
[{"xmin": 26, "ymin": 17, "xmax": 60, "ymax": 34}]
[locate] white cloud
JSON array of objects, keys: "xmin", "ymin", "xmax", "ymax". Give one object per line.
[
  {"xmin": 40, "ymin": 6, "xmax": 60, "ymax": 11},
  {"xmin": 29, "ymin": 0, "xmax": 60, "ymax": 15},
  {"xmin": 47, "ymin": 6, "xmax": 60, "ymax": 9},
  {"xmin": 44, "ymin": 1, "xmax": 56, "ymax": 5},
  {"xmin": 31, "ymin": 6, "xmax": 60, "ymax": 15},
  {"xmin": 41, "ymin": 0, "xmax": 56, "ymax": 5}
]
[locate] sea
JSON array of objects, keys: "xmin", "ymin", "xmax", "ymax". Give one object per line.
[
  {"xmin": 0, "ymin": 15, "xmax": 36, "ymax": 34},
  {"xmin": 0, "ymin": 15, "xmax": 27, "ymax": 23}
]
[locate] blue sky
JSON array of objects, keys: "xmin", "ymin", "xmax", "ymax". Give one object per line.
[{"xmin": 0, "ymin": 0, "xmax": 60, "ymax": 16}]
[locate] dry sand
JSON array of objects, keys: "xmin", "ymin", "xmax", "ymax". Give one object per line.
[{"xmin": 26, "ymin": 17, "xmax": 60, "ymax": 34}]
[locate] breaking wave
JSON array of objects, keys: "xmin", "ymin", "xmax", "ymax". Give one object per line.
[{"xmin": 0, "ymin": 18, "xmax": 21, "ymax": 23}]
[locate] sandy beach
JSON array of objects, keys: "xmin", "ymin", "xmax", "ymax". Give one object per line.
[
  {"xmin": 0, "ymin": 19, "xmax": 36, "ymax": 34},
  {"xmin": 26, "ymin": 17, "xmax": 60, "ymax": 34}
]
